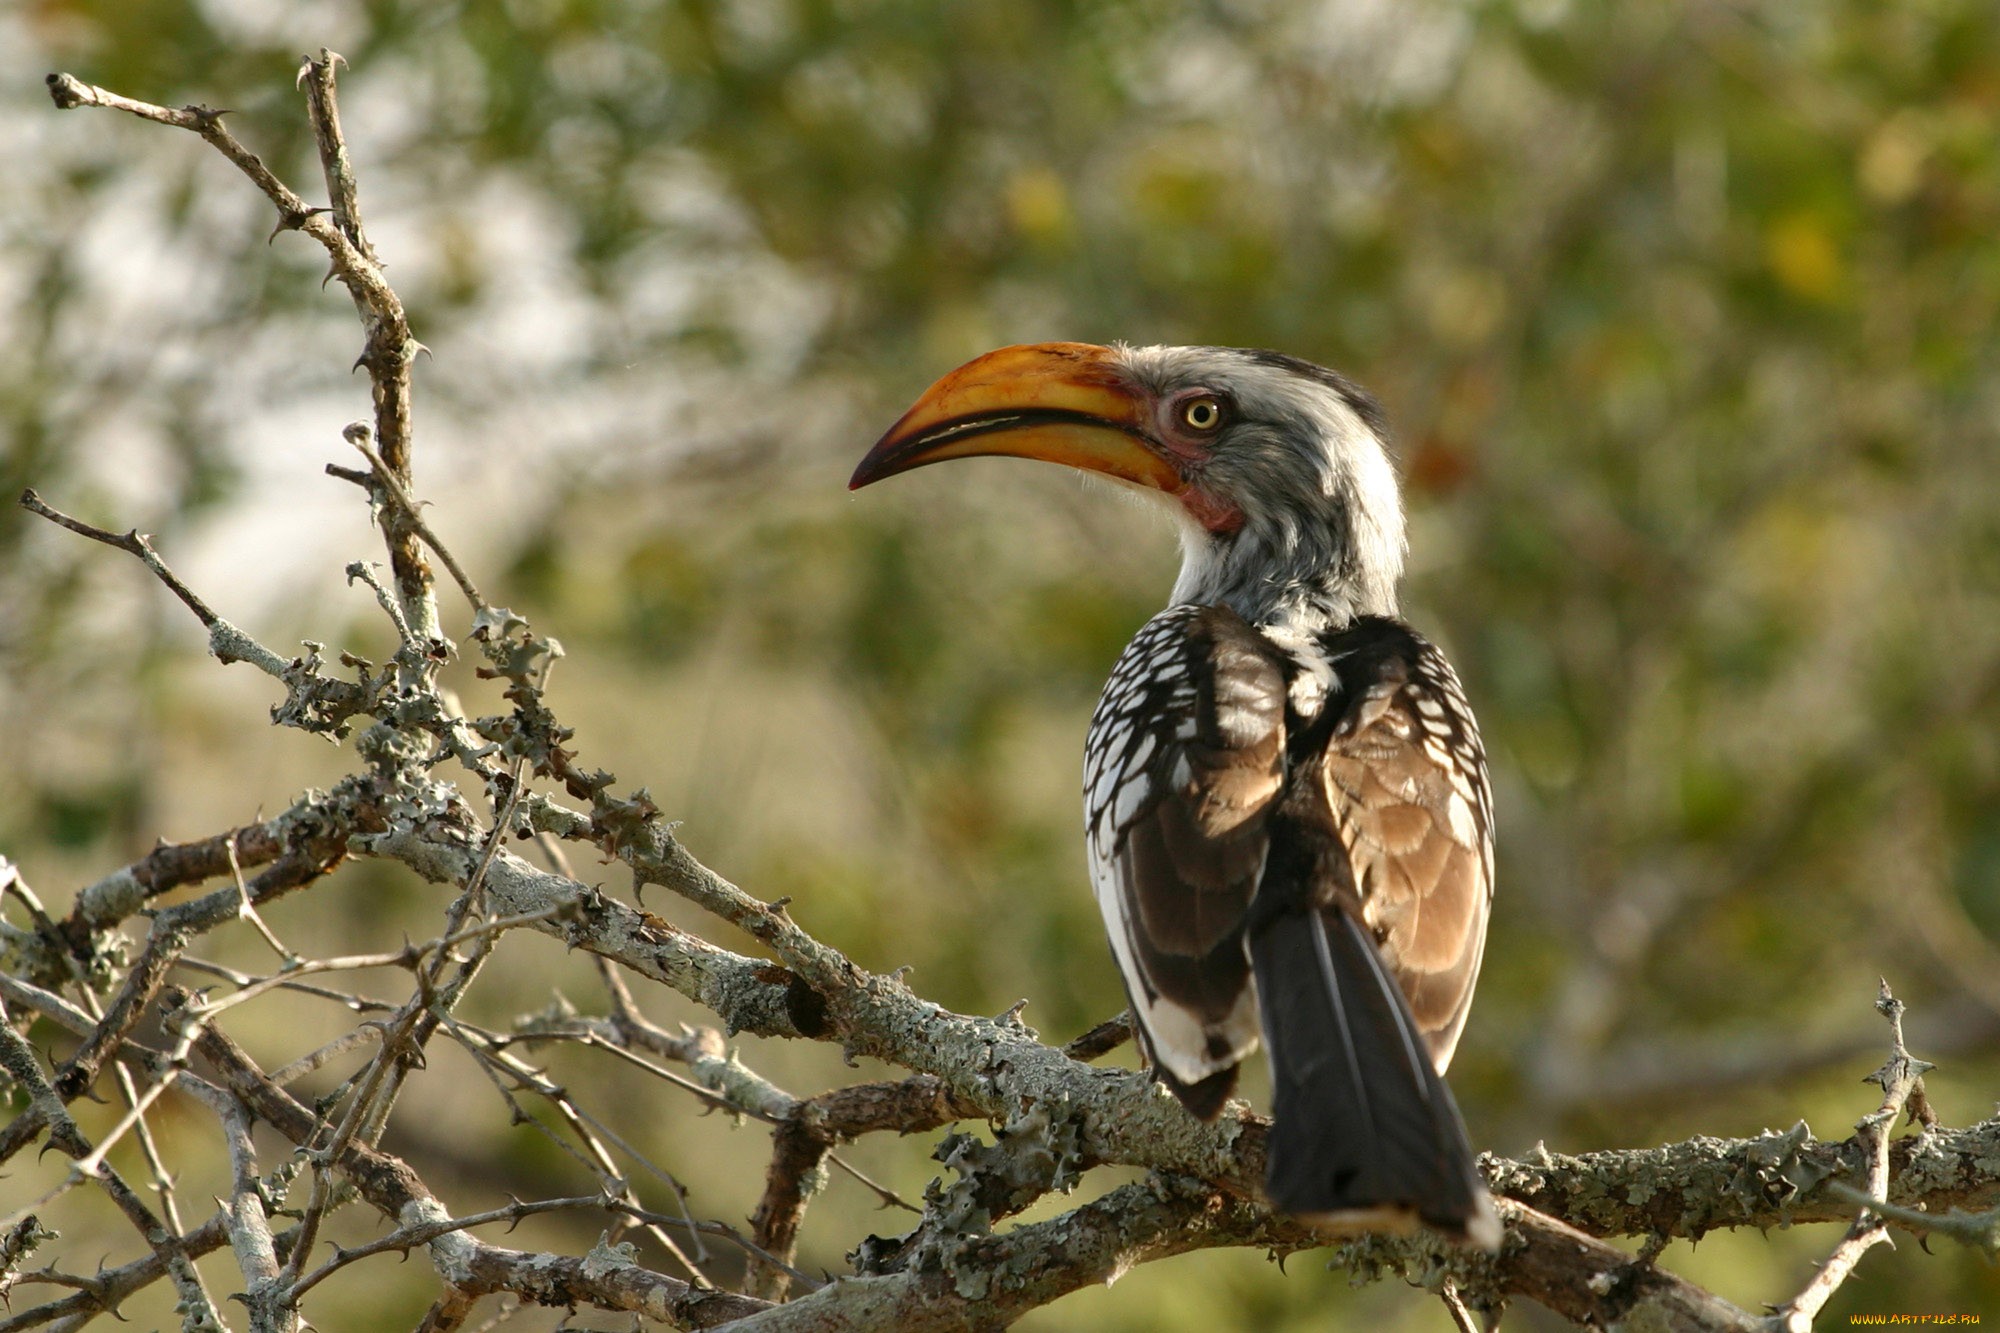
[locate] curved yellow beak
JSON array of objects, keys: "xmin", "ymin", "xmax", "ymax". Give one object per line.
[{"xmin": 849, "ymin": 343, "xmax": 1182, "ymax": 494}]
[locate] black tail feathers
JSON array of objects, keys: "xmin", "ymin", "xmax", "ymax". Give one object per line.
[{"xmin": 1249, "ymin": 905, "xmax": 1497, "ymax": 1248}]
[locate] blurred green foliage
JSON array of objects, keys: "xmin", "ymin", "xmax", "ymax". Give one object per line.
[{"xmin": 4, "ymin": 0, "xmax": 1999, "ymax": 1327}]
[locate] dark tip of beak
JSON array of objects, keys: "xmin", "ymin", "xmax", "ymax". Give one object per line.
[{"xmin": 847, "ymin": 436, "xmax": 906, "ymax": 491}]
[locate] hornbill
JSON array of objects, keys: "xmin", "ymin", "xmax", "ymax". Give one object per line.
[{"xmin": 850, "ymin": 343, "xmax": 1499, "ymax": 1247}]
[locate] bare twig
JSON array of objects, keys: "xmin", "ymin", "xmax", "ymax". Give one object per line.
[
  {"xmin": 41, "ymin": 815, "xmax": 301, "ymax": 955},
  {"xmin": 226, "ymin": 833, "xmax": 296, "ymax": 963},
  {"xmin": 1440, "ymin": 1283, "xmax": 1480, "ymax": 1333},
  {"xmin": 46, "ymin": 63, "xmax": 436, "ymax": 654},
  {"xmin": 18, "ymin": 488, "xmax": 292, "ymax": 677},
  {"xmin": 295, "ymin": 1189, "xmax": 827, "ymax": 1300},
  {"xmin": 0, "ymin": 1000, "xmax": 222, "ymax": 1328},
  {"xmin": 16, "ymin": 490, "xmax": 214, "ymax": 623},
  {"xmin": 436, "ymin": 1012, "xmax": 713, "ymax": 1282},
  {"xmin": 347, "ymin": 424, "xmax": 486, "ymax": 612},
  {"xmin": 1062, "ymin": 1010, "xmax": 1133, "ymax": 1062},
  {"xmin": 289, "ymin": 1195, "xmax": 618, "ymax": 1300},
  {"xmin": 190, "ymin": 1080, "xmax": 296, "ymax": 1333},
  {"xmin": 1762, "ymin": 981, "xmax": 1934, "ymax": 1333},
  {"xmin": 592, "ymin": 958, "xmax": 800, "ymax": 1119},
  {"xmin": 179, "ymin": 956, "xmax": 396, "ymax": 1015},
  {"xmin": 297, "ymin": 50, "xmax": 376, "ymax": 263},
  {"xmin": 51, "ymin": 917, "xmax": 187, "ymax": 1101},
  {"xmin": 336, "ymin": 760, "xmax": 537, "ymax": 1191},
  {"xmin": 0, "ymin": 996, "xmax": 88, "ymax": 1158},
  {"xmin": 0, "ymin": 1214, "xmax": 234, "ymax": 1333},
  {"xmin": 294, "ymin": 51, "xmax": 433, "ymax": 649},
  {"xmin": 195, "ymin": 1027, "xmax": 770, "ymax": 1327},
  {"xmin": 1825, "ymin": 1186, "xmax": 2000, "ymax": 1260}
]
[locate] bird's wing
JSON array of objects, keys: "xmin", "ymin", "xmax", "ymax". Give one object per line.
[
  {"xmin": 1249, "ymin": 618, "xmax": 1496, "ymax": 1239},
  {"xmin": 1084, "ymin": 603, "xmax": 1289, "ymax": 1117},
  {"xmin": 1319, "ymin": 624, "xmax": 1493, "ymax": 1072}
]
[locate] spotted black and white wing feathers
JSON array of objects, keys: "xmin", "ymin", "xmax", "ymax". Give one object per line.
[{"xmin": 1083, "ymin": 603, "xmax": 1288, "ymax": 1119}]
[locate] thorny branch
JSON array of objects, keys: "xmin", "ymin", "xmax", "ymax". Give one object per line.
[
  {"xmin": 5, "ymin": 58, "xmax": 1992, "ymax": 1333},
  {"xmin": 1761, "ymin": 983, "xmax": 1937, "ymax": 1333}
]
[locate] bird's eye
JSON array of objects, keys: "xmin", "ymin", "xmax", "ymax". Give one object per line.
[{"xmin": 1181, "ymin": 396, "xmax": 1224, "ymax": 432}]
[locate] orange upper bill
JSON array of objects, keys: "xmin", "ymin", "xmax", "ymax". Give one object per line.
[{"xmin": 849, "ymin": 343, "xmax": 1183, "ymax": 494}]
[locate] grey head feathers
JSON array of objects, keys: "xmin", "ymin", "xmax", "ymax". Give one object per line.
[{"xmin": 1109, "ymin": 344, "xmax": 1408, "ymax": 636}]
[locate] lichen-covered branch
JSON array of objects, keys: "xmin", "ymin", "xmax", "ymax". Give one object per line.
[
  {"xmin": 193, "ymin": 1021, "xmax": 771, "ymax": 1327},
  {"xmin": 64, "ymin": 815, "xmax": 296, "ymax": 939},
  {"xmin": 0, "ymin": 1214, "xmax": 235, "ymax": 1333},
  {"xmin": 1487, "ymin": 1116, "xmax": 2000, "ymax": 1240},
  {"xmin": 0, "ymin": 1000, "xmax": 223, "ymax": 1329},
  {"xmin": 723, "ymin": 1184, "xmax": 1774, "ymax": 1333}
]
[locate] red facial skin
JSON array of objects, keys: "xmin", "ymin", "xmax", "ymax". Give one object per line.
[{"xmin": 1149, "ymin": 388, "xmax": 1245, "ymax": 535}]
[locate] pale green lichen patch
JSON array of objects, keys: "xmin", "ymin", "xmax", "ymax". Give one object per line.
[
  {"xmin": 580, "ymin": 1234, "xmax": 638, "ymax": 1280},
  {"xmin": 74, "ymin": 868, "xmax": 144, "ymax": 927}
]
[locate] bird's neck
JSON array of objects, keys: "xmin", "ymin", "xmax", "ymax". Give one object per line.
[{"xmin": 1170, "ymin": 519, "xmax": 1400, "ymax": 641}]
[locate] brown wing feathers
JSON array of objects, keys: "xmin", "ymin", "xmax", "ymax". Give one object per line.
[
  {"xmin": 1321, "ymin": 632, "xmax": 1492, "ymax": 1069},
  {"xmin": 1088, "ymin": 606, "xmax": 1495, "ymax": 1240},
  {"xmin": 1247, "ymin": 616, "xmax": 1494, "ymax": 1239}
]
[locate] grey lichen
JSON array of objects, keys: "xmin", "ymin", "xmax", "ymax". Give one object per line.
[
  {"xmin": 73, "ymin": 867, "xmax": 145, "ymax": 929},
  {"xmin": 581, "ymin": 1234, "xmax": 639, "ymax": 1280},
  {"xmin": 0, "ymin": 1214, "xmax": 59, "ymax": 1303},
  {"xmin": 207, "ymin": 617, "xmax": 291, "ymax": 676},
  {"xmin": 269, "ymin": 639, "xmax": 382, "ymax": 738}
]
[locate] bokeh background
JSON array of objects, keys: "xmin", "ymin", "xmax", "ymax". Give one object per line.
[{"xmin": 4, "ymin": 0, "xmax": 1999, "ymax": 1327}]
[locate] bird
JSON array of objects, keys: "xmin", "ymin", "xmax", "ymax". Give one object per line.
[{"xmin": 849, "ymin": 342, "xmax": 1499, "ymax": 1247}]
